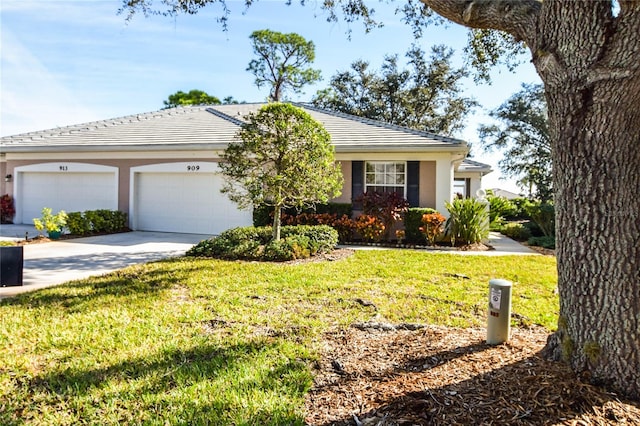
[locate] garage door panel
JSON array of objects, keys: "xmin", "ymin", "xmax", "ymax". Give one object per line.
[
  {"xmin": 20, "ymin": 172, "xmax": 117, "ymax": 224},
  {"xmin": 134, "ymin": 172, "xmax": 251, "ymax": 234}
]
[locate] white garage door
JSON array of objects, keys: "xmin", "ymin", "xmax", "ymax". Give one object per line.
[
  {"xmin": 133, "ymin": 171, "xmax": 252, "ymax": 234},
  {"xmin": 19, "ymin": 170, "xmax": 117, "ymax": 224}
]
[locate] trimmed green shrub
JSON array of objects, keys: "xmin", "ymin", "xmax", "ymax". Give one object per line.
[
  {"xmin": 281, "ymin": 225, "xmax": 338, "ymax": 254},
  {"xmin": 263, "ymin": 235, "xmax": 311, "ymax": 261},
  {"xmin": 66, "ymin": 210, "xmax": 128, "ymax": 236},
  {"xmin": 528, "ymin": 235, "xmax": 556, "ymax": 249},
  {"xmin": 186, "ymin": 225, "xmax": 338, "ymax": 261},
  {"xmin": 66, "ymin": 212, "xmax": 91, "ymax": 235},
  {"xmin": 445, "ymin": 198, "xmax": 490, "ymax": 246},
  {"xmin": 500, "ymin": 222, "xmax": 532, "ymax": 241},
  {"xmin": 83, "ymin": 210, "xmax": 107, "ymax": 232},
  {"xmin": 525, "ymin": 202, "xmax": 555, "ymax": 237},
  {"xmin": 403, "ymin": 208, "xmax": 437, "ymax": 244}
]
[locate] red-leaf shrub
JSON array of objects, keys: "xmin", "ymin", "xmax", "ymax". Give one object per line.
[
  {"xmin": 0, "ymin": 194, "xmax": 15, "ymax": 224},
  {"xmin": 356, "ymin": 191, "xmax": 409, "ymax": 241}
]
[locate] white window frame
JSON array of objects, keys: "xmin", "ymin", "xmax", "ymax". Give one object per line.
[{"xmin": 364, "ymin": 161, "xmax": 407, "ymax": 197}]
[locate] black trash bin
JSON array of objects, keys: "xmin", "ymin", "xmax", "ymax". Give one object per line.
[{"xmin": 1, "ymin": 246, "xmax": 24, "ymax": 286}]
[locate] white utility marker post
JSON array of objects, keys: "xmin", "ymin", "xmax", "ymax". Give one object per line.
[{"xmin": 487, "ymin": 279, "xmax": 512, "ymax": 345}]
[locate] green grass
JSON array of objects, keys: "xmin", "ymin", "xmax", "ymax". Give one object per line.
[{"xmin": 0, "ymin": 251, "xmax": 557, "ymax": 425}]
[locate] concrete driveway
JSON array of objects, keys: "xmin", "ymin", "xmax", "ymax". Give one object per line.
[{"xmin": 0, "ymin": 225, "xmax": 211, "ymax": 298}]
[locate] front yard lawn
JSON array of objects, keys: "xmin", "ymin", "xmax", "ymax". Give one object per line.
[{"xmin": 0, "ymin": 251, "xmax": 557, "ymax": 425}]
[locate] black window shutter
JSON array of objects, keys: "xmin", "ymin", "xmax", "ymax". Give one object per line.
[
  {"xmin": 352, "ymin": 161, "xmax": 364, "ymax": 209},
  {"xmin": 407, "ymin": 161, "xmax": 420, "ymax": 207}
]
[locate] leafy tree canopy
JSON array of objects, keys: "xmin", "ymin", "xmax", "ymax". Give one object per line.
[
  {"xmin": 313, "ymin": 44, "xmax": 477, "ymax": 136},
  {"xmin": 247, "ymin": 29, "xmax": 322, "ymax": 101},
  {"xmin": 163, "ymin": 90, "xmax": 244, "ymax": 108},
  {"xmin": 479, "ymin": 83, "xmax": 551, "ymax": 201},
  {"xmin": 219, "ymin": 103, "xmax": 343, "ymax": 240}
]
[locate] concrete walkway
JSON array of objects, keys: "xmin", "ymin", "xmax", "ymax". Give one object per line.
[
  {"xmin": 1, "ymin": 225, "xmax": 211, "ymax": 298},
  {"xmin": 341, "ymin": 232, "xmax": 539, "ymax": 256}
]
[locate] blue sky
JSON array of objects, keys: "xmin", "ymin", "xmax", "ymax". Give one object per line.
[{"xmin": 1, "ymin": 0, "xmax": 541, "ymax": 192}]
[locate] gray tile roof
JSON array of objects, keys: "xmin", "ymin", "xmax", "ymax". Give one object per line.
[
  {"xmin": 212, "ymin": 103, "xmax": 468, "ymax": 152},
  {"xmin": 1, "ymin": 103, "xmax": 470, "ymax": 154},
  {"xmin": 457, "ymin": 158, "xmax": 493, "ymax": 174}
]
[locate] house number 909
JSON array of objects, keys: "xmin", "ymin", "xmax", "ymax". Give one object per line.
[{"xmin": 186, "ymin": 165, "xmax": 200, "ymax": 171}]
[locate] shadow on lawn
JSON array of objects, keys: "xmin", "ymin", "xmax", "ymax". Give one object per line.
[
  {"xmin": 1, "ymin": 258, "xmax": 210, "ymax": 310},
  {"xmin": 21, "ymin": 339, "xmax": 309, "ymax": 425}
]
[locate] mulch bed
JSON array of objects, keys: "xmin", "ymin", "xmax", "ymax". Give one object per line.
[
  {"xmin": 305, "ymin": 323, "xmax": 640, "ymax": 425},
  {"xmin": 11, "ymin": 230, "xmax": 132, "ymax": 246}
]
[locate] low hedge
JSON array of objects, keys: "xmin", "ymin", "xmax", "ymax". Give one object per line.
[
  {"xmin": 186, "ymin": 225, "xmax": 339, "ymax": 261},
  {"xmin": 500, "ymin": 222, "xmax": 532, "ymax": 241},
  {"xmin": 66, "ymin": 209, "xmax": 128, "ymax": 236},
  {"xmin": 528, "ymin": 235, "xmax": 556, "ymax": 249}
]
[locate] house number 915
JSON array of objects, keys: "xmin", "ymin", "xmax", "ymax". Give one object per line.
[{"xmin": 187, "ymin": 165, "xmax": 200, "ymax": 171}]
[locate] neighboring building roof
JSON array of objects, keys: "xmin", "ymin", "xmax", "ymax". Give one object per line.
[
  {"xmin": 457, "ymin": 158, "xmax": 493, "ymax": 175},
  {"xmin": 489, "ymin": 188, "xmax": 522, "ymax": 199},
  {"xmin": 1, "ymin": 103, "xmax": 469, "ymax": 154}
]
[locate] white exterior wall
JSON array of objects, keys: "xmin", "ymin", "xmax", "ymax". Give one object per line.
[{"xmin": 435, "ymin": 158, "xmax": 455, "ymax": 215}]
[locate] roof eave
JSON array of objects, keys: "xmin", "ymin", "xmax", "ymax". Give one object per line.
[{"xmin": 0, "ymin": 143, "xmax": 229, "ymax": 153}]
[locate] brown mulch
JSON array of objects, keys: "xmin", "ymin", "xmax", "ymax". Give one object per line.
[
  {"xmin": 305, "ymin": 323, "xmax": 640, "ymax": 425},
  {"xmin": 526, "ymin": 244, "xmax": 556, "ymax": 256},
  {"xmin": 283, "ymin": 248, "xmax": 356, "ymax": 265},
  {"xmin": 12, "ymin": 230, "xmax": 132, "ymax": 246},
  {"xmin": 14, "ymin": 235, "xmax": 56, "ymax": 245}
]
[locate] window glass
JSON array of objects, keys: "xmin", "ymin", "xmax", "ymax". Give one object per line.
[
  {"xmin": 453, "ymin": 178, "xmax": 469, "ymax": 198},
  {"xmin": 365, "ymin": 162, "xmax": 406, "ymax": 196}
]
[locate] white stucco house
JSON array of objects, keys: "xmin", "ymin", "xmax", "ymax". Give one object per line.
[{"xmin": 0, "ymin": 103, "xmax": 492, "ymax": 234}]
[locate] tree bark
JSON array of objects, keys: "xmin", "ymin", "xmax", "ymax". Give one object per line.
[
  {"xmin": 422, "ymin": 0, "xmax": 640, "ymax": 399},
  {"xmin": 272, "ymin": 205, "xmax": 282, "ymax": 241}
]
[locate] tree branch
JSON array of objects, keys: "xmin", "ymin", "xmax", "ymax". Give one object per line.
[{"xmin": 420, "ymin": 0, "xmax": 541, "ymax": 46}]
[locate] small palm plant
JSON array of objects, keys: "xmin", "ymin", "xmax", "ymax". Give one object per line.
[
  {"xmin": 445, "ymin": 198, "xmax": 489, "ymax": 246},
  {"xmin": 33, "ymin": 207, "xmax": 68, "ymax": 239}
]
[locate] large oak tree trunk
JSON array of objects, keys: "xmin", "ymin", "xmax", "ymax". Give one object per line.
[
  {"xmin": 544, "ymin": 72, "xmax": 640, "ymax": 399},
  {"xmin": 422, "ymin": 0, "xmax": 640, "ymax": 399}
]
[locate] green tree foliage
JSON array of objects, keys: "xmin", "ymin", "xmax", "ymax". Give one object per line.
[
  {"xmin": 247, "ymin": 29, "xmax": 322, "ymax": 102},
  {"xmin": 163, "ymin": 89, "xmax": 221, "ymax": 108},
  {"xmin": 313, "ymin": 45, "xmax": 476, "ymax": 136},
  {"xmin": 479, "ymin": 84, "xmax": 552, "ymax": 201},
  {"xmin": 219, "ymin": 103, "xmax": 343, "ymax": 240}
]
